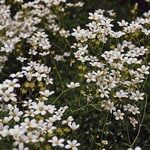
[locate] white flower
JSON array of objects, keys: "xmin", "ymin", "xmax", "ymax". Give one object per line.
[
  {"xmin": 129, "ymin": 117, "xmax": 138, "ymax": 127},
  {"xmin": 65, "ymin": 140, "xmax": 80, "ymax": 150},
  {"xmin": 113, "ymin": 110, "xmax": 124, "ymax": 120},
  {"xmin": 59, "ymin": 29, "xmax": 70, "ymax": 38},
  {"xmin": 0, "ymin": 123, "xmax": 9, "ymax": 137},
  {"xmin": 62, "ymin": 116, "xmax": 74, "ymax": 125},
  {"xmin": 145, "ymin": 0, "xmax": 150, "ymax": 2},
  {"xmin": 2, "ymin": 90, "xmax": 17, "ymax": 102},
  {"xmin": 88, "ymin": 12, "xmax": 101, "ymax": 20},
  {"xmin": 31, "ymin": 102, "xmax": 47, "ymax": 115},
  {"xmin": 32, "ymin": 72, "xmax": 47, "ymax": 81},
  {"xmin": 9, "ymin": 125, "xmax": 25, "ymax": 139},
  {"xmin": 124, "ymin": 104, "xmax": 132, "ymax": 111},
  {"xmin": 115, "ymin": 90, "xmax": 128, "ymax": 98},
  {"xmin": 47, "ymin": 105, "xmax": 56, "ymax": 114},
  {"xmin": 21, "ymin": 118, "xmax": 38, "ymax": 129},
  {"xmin": 67, "ymin": 82, "xmax": 80, "ymax": 89},
  {"xmin": 78, "ymin": 56, "xmax": 90, "ymax": 63},
  {"xmin": 9, "ymin": 108, "xmax": 23, "ymax": 122},
  {"xmin": 128, "ymin": 148, "xmax": 133, "ymax": 150},
  {"xmin": 71, "ymin": 26, "xmax": 90, "ymax": 42},
  {"xmin": 130, "ymin": 91, "xmax": 144, "ymax": 101},
  {"xmin": 23, "ymin": 99, "xmax": 33, "ymax": 107},
  {"xmin": 68, "ymin": 122, "xmax": 79, "ymax": 130},
  {"xmin": 128, "ymin": 146, "xmax": 142, "ymax": 150},
  {"xmin": 39, "ymin": 90, "xmax": 54, "ymax": 100},
  {"xmin": 17, "ymin": 56, "xmax": 27, "ymax": 62},
  {"xmin": 142, "ymin": 28, "xmax": 150, "ymax": 35},
  {"xmin": 84, "ymin": 72, "xmax": 96, "ymax": 83},
  {"xmin": 13, "ymin": 143, "xmax": 28, "ymax": 150},
  {"xmin": 118, "ymin": 20, "xmax": 128, "ymax": 27},
  {"xmin": 101, "ymin": 140, "xmax": 108, "ymax": 145},
  {"xmin": 135, "ymin": 147, "xmax": 141, "ymax": 150},
  {"xmin": 102, "ymin": 100, "xmax": 116, "ymax": 113},
  {"xmin": 129, "ymin": 106, "xmax": 140, "ymax": 115},
  {"xmin": 48, "ymin": 136, "xmax": 64, "ymax": 147},
  {"xmin": 4, "ymin": 79, "xmax": 20, "ymax": 92},
  {"xmin": 45, "ymin": 77, "xmax": 53, "ymax": 85},
  {"xmin": 137, "ymin": 65, "xmax": 149, "ymax": 75},
  {"xmin": 98, "ymin": 88, "xmax": 109, "ymax": 98},
  {"xmin": 24, "ymin": 109, "xmax": 35, "ymax": 117}
]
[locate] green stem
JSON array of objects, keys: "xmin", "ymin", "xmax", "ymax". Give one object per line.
[{"xmin": 131, "ymin": 94, "xmax": 148, "ymax": 147}]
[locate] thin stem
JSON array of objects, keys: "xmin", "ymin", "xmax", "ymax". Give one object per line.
[
  {"xmin": 53, "ymin": 89, "xmax": 71, "ymax": 104},
  {"xmin": 50, "ymin": 54, "xmax": 64, "ymax": 88},
  {"xmin": 73, "ymin": 104, "xmax": 89, "ymax": 113},
  {"xmin": 131, "ymin": 94, "xmax": 148, "ymax": 147},
  {"xmin": 101, "ymin": 112, "xmax": 109, "ymax": 140}
]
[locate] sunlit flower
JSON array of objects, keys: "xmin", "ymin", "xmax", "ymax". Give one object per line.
[{"xmin": 65, "ymin": 140, "xmax": 80, "ymax": 150}]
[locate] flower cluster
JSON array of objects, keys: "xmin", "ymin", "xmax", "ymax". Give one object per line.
[
  {"xmin": 0, "ymin": 61, "xmax": 80, "ymax": 149},
  {"xmin": 0, "ymin": 0, "xmax": 83, "ymax": 149},
  {"xmin": 70, "ymin": 8, "xmax": 149, "ymax": 149},
  {"xmin": 71, "ymin": 9, "xmax": 149, "ymax": 123},
  {"xmin": 0, "ymin": 0, "xmax": 149, "ymax": 149}
]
